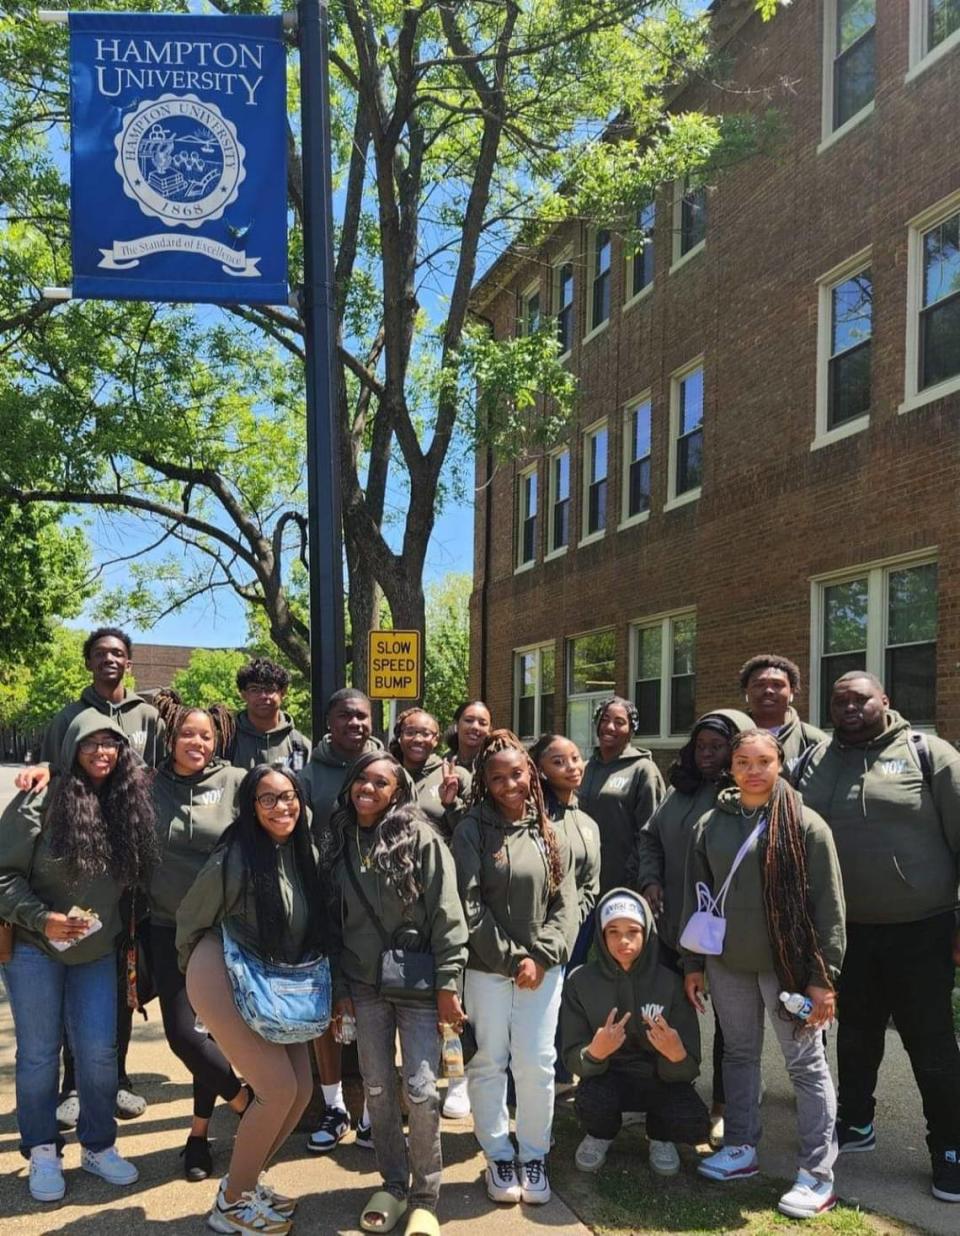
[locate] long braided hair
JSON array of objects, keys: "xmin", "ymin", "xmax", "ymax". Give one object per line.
[
  {"xmin": 730, "ymin": 729, "xmax": 831, "ymax": 995},
  {"xmin": 156, "ymin": 694, "xmax": 237, "ymax": 762},
  {"xmin": 470, "ymin": 729, "xmax": 565, "ymax": 893}
]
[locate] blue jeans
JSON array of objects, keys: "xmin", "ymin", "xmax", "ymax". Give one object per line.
[
  {"xmin": 2, "ymin": 941, "xmax": 118, "ymax": 1156},
  {"xmin": 465, "ymin": 965, "xmax": 563, "ymax": 1163}
]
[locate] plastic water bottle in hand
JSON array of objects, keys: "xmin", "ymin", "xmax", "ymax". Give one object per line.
[{"xmin": 779, "ymin": 991, "xmax": 813, "ymax": 1020}]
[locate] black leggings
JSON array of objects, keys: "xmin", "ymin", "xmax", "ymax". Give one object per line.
[{"xmin": 150, "ymin": 922, "xmax": 242, "ymax": 1119}]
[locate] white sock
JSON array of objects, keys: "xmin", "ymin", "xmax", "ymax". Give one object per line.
[
  {"xmin": 321, "ymin": 1082, "xmax": 345, "ymax": 1112},
  {"xmin": 361, "ymin": 1100, "xmax": 370, "ymax": 1126}
]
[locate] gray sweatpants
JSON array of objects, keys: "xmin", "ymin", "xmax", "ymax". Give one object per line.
[{"xmin": 706, "ymin": 958, "xmax": 837, "ymax": 1182}]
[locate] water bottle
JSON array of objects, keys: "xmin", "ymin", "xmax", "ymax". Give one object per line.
[
  {"xmin": 779, "ymin": 991, "xmax": 813, "ymax": 1020},
  {"xmin": 441, "ymin": 1024, "xmax": 464, "ymax": 1078}
]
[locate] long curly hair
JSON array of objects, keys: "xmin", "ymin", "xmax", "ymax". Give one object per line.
[
  {"xmin": 45, "ymin": 742, "xmax": 159, "ymax": 885},
  {"xmin": 470, "ymin": 729, "xmax": 565, "ymax": 893},
  {"xmin": 220, "ymin": 766, "xmax": 329, "ymax": 962},
  {"xmin": 388, "ymin": 707, "xmax": 439, "ymax": 763},
  {"xmin": 730, "ymin": 729, "xmax": 831, "ymax": 996},
  {"xmin": 324, "ymin": 752, "xmax": 422, "ymax": 910}
]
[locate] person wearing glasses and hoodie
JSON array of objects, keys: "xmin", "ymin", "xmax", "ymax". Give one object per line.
[
  {"xmin": 389, "ymin": 708, "xmax": 472, "ymax": 840},
  {"xmin": 0, "ymin": 711, "xmax": 158, "ymax": 1203},
  {"xmin": 560, "ymin": 890, "xmax": 709, "ymax": 1178},
  {"xmin": 227, "ymin": 658, "xmax": 311, "ymax": 773}
]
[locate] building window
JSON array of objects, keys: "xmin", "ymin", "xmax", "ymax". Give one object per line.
[
  {"xmin": 555, "ymin": 256, "xmax": 574, "ymax": 357},
  {"xmin": 668, "ymin": 362, "xmax": 703, "ymax": 503},
  {"xmin": 588, "ymin": 228, "xmax": 612, "ymax": 334},
  {"xmin": 622, "ymin": 395, "xmax": 652, "ymax": 523},
  {"xmin": 673, "ymin": 176, "xmax": 706, "ymax": 265},
  {"xmin": 828, "ymin": 267, "xmax": 872, "ymax": 429},
  {"xmin": 547, "ymin": 448, "xmax": 570, "ymax": 554},
  {"xmin": 920, "ymin": 210, "xmax": 960, "ymax": 391},
  {"xmin": 828, "ymin": 0, "xmax": 875, "ymax": 134},
  {"xmin": 814, "ymin": 558, "xmax": 938, "ymax": 727},
  {"xmin": 514, "ymin": 644, "xmax": 555, "ymax": 742},
  {"xmin": 631, "ymin": 612, "xmax": 696, "ymax": 739},
  {"xmin": 628, "ymin": 201, "xmax": 655, "ymax": 300},
  {"xmin": 581, "ymin": 421, "xmax": 608, "ymax": 539},
  {"xmin": 910, "ymin": 0, "xmax": 960, "ymax": 70},
  {"xmin": 566, "ymin": 629, "xmax": 616, "ymax": 753},
  {"xmin": 520, "ymin": 282, "xmax": 541, "ymax": 336},
  {"xmin": 516, "ymin": 466, "xmax": 538, "ymax": 569}
]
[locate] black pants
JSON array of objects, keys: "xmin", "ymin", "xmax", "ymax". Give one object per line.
[
  {"xmin": 150, "ymin": 923, "xmax": 242, "ymax": 1119},
  {"xmin": 575, "ymin": 1070, "xmax": 710, "ymax": 1144},
  {"xmin": 660, "ymin": 942, "xmax": 724, "ymax": 1106},
  {"xmin": 838, "ymin": 913, "xmax": 960, "ymax": 1152}
]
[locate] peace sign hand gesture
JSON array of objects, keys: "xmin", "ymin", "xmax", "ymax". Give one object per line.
[
  {"xmin": 643, "ymin": 1011, "xmax": 687, "ymax": 1063},
  {"xmin": 587, "ymin": 1007, "xmax": 631, "ymax": 1061},
  {"xmin": 439, "ymin": 759, "xmax": 460, "ymax": 806}
]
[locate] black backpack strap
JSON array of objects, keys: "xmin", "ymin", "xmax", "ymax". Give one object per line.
[
  {"xmin": 342, "ymin": 855, "xmax": 391, "ymax": 950},
  {"xmin": 909, "ymin": 730, "xmax": 933, "ymax": 789}
]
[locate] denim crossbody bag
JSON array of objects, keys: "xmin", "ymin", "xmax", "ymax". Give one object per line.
[
  {"xmin": 221, "ymin": 924, "xmax": 332, "ymax": 1044},
  {"xmin": 678, "ymin": 818, "xmax": 766, "ymax": 957}
]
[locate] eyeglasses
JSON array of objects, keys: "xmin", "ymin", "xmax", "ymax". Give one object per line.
[
  {"xmin": 78, "ymin": 738, "xmax": 122, "ymax": 754},
  {"xmin": 255, "ymin": 789, "xmax": 299, "ymax": 809},
  {"xmin": 245, "ymin": 684, "xmax": 281, "ymax": 696},
  {"xmin": 401, "ymin": 727, "xmax": 438, "ymax": 740}
]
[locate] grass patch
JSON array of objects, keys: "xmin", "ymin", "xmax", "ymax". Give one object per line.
[{"xmin": 550, "ymin": 1095, "xmax": 918, "ymax": 1236}]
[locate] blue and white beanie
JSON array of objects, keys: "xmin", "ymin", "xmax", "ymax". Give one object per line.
[{"xmin": 600, "ymin": 894, "xmax": 646, "ymax": 931}]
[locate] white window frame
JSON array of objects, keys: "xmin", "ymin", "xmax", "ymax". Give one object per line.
[
  {"xmin": 666, "ymin": 357, "xmax": 704, "ymax": 510},
  {"xmin": 808, "ymin": 549, "xmax": 939, "ymax": 729},
  {"xmin": 515, "ymin": 463, "xmax": 538, "ymax": 573},
  {"xmin": 513, "ymin": 642, "xmax": 556, "ymax": 741},
  {"xmin": 583, "ymin": 227, "xmax": 612, "ymax": 344},
  {"xmin": 579, "ymin": 417, "xmax": 609, "ymax": 546},
  {"xmin": 565, "ymin": 627, "xmax": 617, "ymax": 754},
  {"xmin": 671, "ymin": 177, "xmax": 706, "ymax": 272},
  {"xmin": 553, "ymin": 246, "xmax": 575, "ymax": 362},
  {"xmin": 628, "ymin": 608, "xmax": 697, "ymax": 746},
  {"xmin": 812, "ymin": 247, "xmax": 872, "ymax": 450},
  {"xmin": 819, "ymin": 0, "xmax": 876, "ymax": 153},
  {"xmin": 624, "ymin": 200, "xmax": 656, "ymax": 311},
  {"xmin": 900, "ymin": 188, "xmax": 960, "ymax": 415},
  {"xmin": 620, "ymin": 390, "xmax": 653, "ymax": 529},
  {"xmin": 907, "ymin": 0, "xmax": 960, "ymax": 81},
  {"xmin": 545, "ymin": 445, "xmax": 570, "ymax": 561},
  {"xmin": 519, "ymin": 277, "xmax": 542, "ymax": 337}
]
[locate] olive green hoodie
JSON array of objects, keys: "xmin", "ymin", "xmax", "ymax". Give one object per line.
[
  {"xmin": 148, "ymin": 758, "xmax": 246, "ymax": 925},
  {"xmin": 681, "ymin": 786, "xmax": 846, "ymax": 980},
  {"xmin": 797, "ymin": 710, "xmax": 960, "ymax": 924},
  {"xmin": 41, "ymin": 686, "xmax": 165, "ymax": 771},
  {"xmin": 0, "ymin": 711, "xmax": 132, "ymax": 964},
  {"xmin": 328, "ymin": 814, "xmax": 467, "ymax": 1001},
  {"xmin": 229, "ymin": 710, "xmax": 311, "ymax": 773},
  {"xmin": 752, "ymin": 707, "xmax": 826, "ymax": 775},
  {"xmin": 579, "ymin": 744, "xmax": 665, "ymax": 895},
  {"xmin": 552, "ymin": 796, "xmax": 600, "ymax": 929},
  {"xmin": 175, "ymin": 834, "xmax": 318, "ymax": 972},
  {"xmin": 300, "ymin": 734, "xmax": 384, "ymax": 836},
  {"xmin": 407, "ymin": 753, "xmax": 472, "ymax": 839},
  {"xmin": 560, "ymin": 889, "xmax": 700, "ymax": 1084},
  {"xmin": 451, "ymin": 802, "xmax": 577, "ymax": 976}
]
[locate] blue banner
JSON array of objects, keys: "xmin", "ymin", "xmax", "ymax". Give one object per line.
[{"xmin": 69, "ymin": 11, "xmax": 287, "ymax": 305}]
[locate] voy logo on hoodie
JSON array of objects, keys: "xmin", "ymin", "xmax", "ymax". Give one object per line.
[{"xmin": 194, "ymin": 788, "xmax": 225, "ymax": 806}]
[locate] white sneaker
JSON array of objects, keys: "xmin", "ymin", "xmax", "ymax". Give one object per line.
[
  {"xmin": 56, "ymin": 1092, "xmax": 79, "ymax": 1130},
  {"xmin": 649, "ymin": 1139, "xmax": 681, "ymax": 1176},
  {"xmin": 116, "ymin": 1087, "xmax": 147, "ymax": 1119},
  {"xmin": 257, "ymin": 1175, "xmax": 297, "ymax": 1216},
  {"xmin": 778, "ymin": 1171, "xmax": 837, "ymax": 1219},
  {"xmin": 698, "ymin": 1144, "xmax": 759, "ymax": 1181},
  {"xmin": 485, "ymin": 1159, "xmax": 522, "ymax": 1204},
  {"xmin": 81, "ymin": 1145, "xmax": 139, "ymax": 1186},
  {"xmin": 519, "ymin": 1159, "xmax": 550, "ymax": 1204},
  {"xmin": 442, "ymin": 1075, "xmax": 471, "ymax": 1118},
  {"xmin": 29, "ymin": 1144, "xmax": 65, "ymax": 1202},
  {"xmin": 575, "ymin": 1134, "xmax": 612, "ymax": 1173},
  {"xmin": 207, "ymin": 1186, "xmax": 291, "ymax": 1233}
]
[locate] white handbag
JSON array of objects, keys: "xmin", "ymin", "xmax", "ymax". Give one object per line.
[{"xmin": 679, "ymin": 818, "xmax": 766, "ymax": 956}]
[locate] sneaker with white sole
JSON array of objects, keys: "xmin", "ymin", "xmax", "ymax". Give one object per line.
[
  {"xmin": 116, "ymin": 1087, "xmax": 147, "ymax": 1119},
  {"xmin": 697, "ymin": 1144, "xmax": 759, "ymax": 1181},
  {"xmin": 354, "ymin": 1119, "xmax": 374, "ymax": 1150},
  {"xmin": 837, "ymin": 1120, "xmax": 876, "ymax": 1153},
  {"xmin": 81, "ymin": 1145, "xmax": 139, "ymax": 1186},
  {"xmin": 207, "ymin": 1186, "xmax": 291, "ymax": 1233},
  {"xmin": 778, "ymin": 1171, "xmax": 837, "ymax": 1219},
  {"xmin": 306, "ymin": 1106, "xmax": 350, "ymax": 1154},
  {"xmin": 56, "ymin": 1092, "xmax": 79, "ymax": 1131},
  {"xmin": 442, "ymin": 1076, "xmax": 471, "ymax": 1119},
  {"xmin": 485, "ymin": 1159, "xmax": 522, "ymax": 1203},
  {"xmin": 519, "ymin": 1159, "xmax": 550, "ymax": 1204},
  {"xmin": 649, "ymin": 1139, "xmax": 680, "ymax": 1177},
  {"xmin": 575, "ymin": 1134, "xmax": 612, "ymax": 1173},
  {"xmin": 257, "ymin": 1176, "xmax": 297, "ymax": 1217},
  {"xmin": 29, "ymin": 1144, "xmax": 65, "ymax": 1202}
]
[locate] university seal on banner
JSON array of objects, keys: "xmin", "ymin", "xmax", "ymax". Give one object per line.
[{"xmin": 114, "ymin": 94, "xmax": 245, "ymax": 229}]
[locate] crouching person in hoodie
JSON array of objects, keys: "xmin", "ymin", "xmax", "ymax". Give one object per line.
[{"xmin": 561, "ymin": 890, "xmax": 708, "ymax": 1179}]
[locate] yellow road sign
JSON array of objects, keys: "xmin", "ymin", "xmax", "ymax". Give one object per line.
[{"xmin": 367, "ymin": 629, "xmax": 422, "ymax": 700}]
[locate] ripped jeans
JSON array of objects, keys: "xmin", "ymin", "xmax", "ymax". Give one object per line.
[{"xmin": 350, "ymin": 981, "xmax": 442, "ymax": 1211}]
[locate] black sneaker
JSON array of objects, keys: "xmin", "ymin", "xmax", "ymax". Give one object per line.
[
  {"xmin": 932, "ymin": 1148, "xmax": 960, "ymax": 1203},
  {"xmin": 354, "ymin": 1120, "xmax": 374, "ymax": 1150},
  {"xmin": 306, "ymin": 1107, "xmax": 350, "ymax": 1154},
  {"xmin": 180, "ymin": 1134, "xmax": 213, "ymax": 1181},
  {"xmin": 837, "ymin": 1120, "xmax": 875, "ymax": 1153}
]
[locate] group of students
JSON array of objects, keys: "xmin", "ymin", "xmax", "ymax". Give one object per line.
[{"xmin": 2, "ymin": 632, "xmax": 960, "ymax": 1234}]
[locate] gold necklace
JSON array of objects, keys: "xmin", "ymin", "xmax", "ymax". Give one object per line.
[{"xmin": 355, "ymin": 826, "xmax": 374, "ymax": 873}]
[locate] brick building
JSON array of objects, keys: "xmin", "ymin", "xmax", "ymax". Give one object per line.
[{"xmin": 468, "ymin": 0, "xmax": 960, "ymax": 758}]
